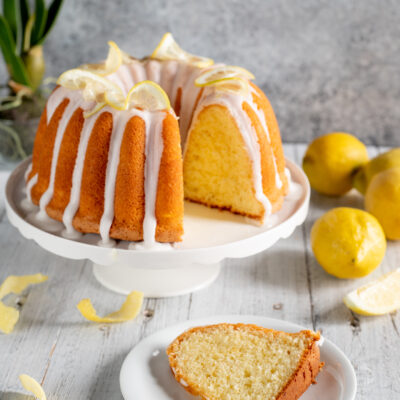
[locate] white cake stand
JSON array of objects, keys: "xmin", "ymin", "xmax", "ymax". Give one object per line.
[{"xmin": 5, "ymin": 158, "xmax": 310, "ymax": 298}]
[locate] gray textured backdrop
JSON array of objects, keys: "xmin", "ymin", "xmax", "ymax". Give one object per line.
[{"xmin": 3, "ymin": 0, "xmax": 400, "ymax": 145}]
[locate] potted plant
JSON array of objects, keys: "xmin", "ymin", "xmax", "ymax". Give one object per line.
[{"xmin": 0, "ymin": 0, "xmax": 63, "ymax": 167}]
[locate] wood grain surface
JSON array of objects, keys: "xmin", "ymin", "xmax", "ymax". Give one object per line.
[{"xmin": 0, "ymin": 144, "xmax": 399, "ymax": 399}]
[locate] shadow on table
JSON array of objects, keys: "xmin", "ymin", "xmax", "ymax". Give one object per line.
[{"xmin": 149, "ymin": 350, "xmax": 194, "ymax": 399}]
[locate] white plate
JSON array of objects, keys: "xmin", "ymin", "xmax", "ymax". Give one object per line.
[{"xmin": 120, "ymin": 315, "xmax": 357, "ymax": 400}]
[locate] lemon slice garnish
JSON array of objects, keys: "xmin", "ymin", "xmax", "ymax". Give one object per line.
[
  {"xmin": 195, "ymin": 65, "xmax": 255, "ymax": 87},
  {"xmin": 105, "ymin": 80, "xmax": 171, "ymax": 111},
  {"xmin": 57, "ymin": 68, "xmax": 124, "ymax": 103},
  {"xmin": 151, "ymin": 32, "xmax": 213, "ymax": 68},
  {"xmin": 80, "ymin": 41, "xmax": 123, "ymax": 76},
  {"xmin": 202, "ymin": 76, "xmax": 250, "ymax": 96},
  {"xmin": 83, "ymin": 102, "xmax": 107, "ymax": 118},
  {"xmin": 344, "ymin": 268, "xmax": 400, "ymax": 315}
]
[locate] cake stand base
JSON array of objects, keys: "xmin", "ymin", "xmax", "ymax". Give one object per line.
[
  {"xmin": 6, "ymin": 157, "xmax": 310, "ymax": 298},
  {"xmin": 92, "ymin": 262, "xmax": 222, "ymax": 298}
]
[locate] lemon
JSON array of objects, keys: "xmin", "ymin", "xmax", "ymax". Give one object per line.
[
  {"xmin": 105, "ymin": 80, "xmax": 171, "ymax": 111},
  {"xmin": 353, "ymin": 148, "xmax": 400, "ymax": 194},
  {"xmin": 80, "ymin": 41, "xmax": 123, "ymax": 76},
  {"xmin": 151, "ymin": 32, "xmax": 214, "ymax": 68},
  {"xmin": 195, "ymin": 65, "xmax": 255, "ymax": 86},
  {"xmin": 365, "ymin": 167, "xmax": 400, "ymax": 240},
  {"xmin": 311, "ymin": 207, "xmax": 386, "ymax": 279},
  {"xmin": 344, "ymin": 268, "xmax": 400, "ymax": 315},
  {"xmin": 302, "ymin": 133, "xmax": 369, "ymax": 196}
]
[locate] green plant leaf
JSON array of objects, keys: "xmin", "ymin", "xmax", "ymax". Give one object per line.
[
  {"xmin": 18, "ymin": 0, "xmax": 29, "ymax": 30},
  {"xmin": 3, "ymin": 0, "xmax": 23, "ymax": 52},
  {"xmin": 18, "ymin": 0, "xmax": 29, "ymax": 53},
  {"xmin": 0, "ymin": 15, "xmax": 31, "ymax": 86},
  {"xmin": 23, "ymin": 14, "xmax": 35, "ymax": 52},
  {"xmin": 36, "ymin": 0, "xmax": 63, "ymax": 45},
  {"xmin": 31, "ymin": 0, "xmax": 47, "ymax": 45}
]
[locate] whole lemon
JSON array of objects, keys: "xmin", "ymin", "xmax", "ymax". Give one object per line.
[
  {"xmin": 353, "ymin": 148, "xmax": 400, "ymax": 194},
  {"xmin": 311, "ymin": 207, "xmax": 386, "ymax": 279},
  {"xmin": 303, "ymin": 132, "xmax": 369, "ymax": 196},
  {"xmin": 365, "ymin": 167, "xmax": 400, "ymax": 240}
]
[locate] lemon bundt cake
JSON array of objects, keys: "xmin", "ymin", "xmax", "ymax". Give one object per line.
[
  {"xmin": 25, "ymin": 34, "xmax": 288, "ymax": 247},
  {"xmin": 167, "ymin": 323, "xmax": 322, "ymax": 400}
]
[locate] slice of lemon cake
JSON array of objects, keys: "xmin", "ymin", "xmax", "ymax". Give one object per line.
[{"xmin": 167, "ymin": 323, "xmax": 322, "ymax": 400}]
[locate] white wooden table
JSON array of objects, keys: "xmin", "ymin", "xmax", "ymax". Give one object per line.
[{"xmin": 0, "ymin": 144, "xmax": 399, "ymax": 400}]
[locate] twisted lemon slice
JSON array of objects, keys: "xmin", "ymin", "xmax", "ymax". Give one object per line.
[
  {"xmin": 344, "ymin": 268, "xmax": 400, "ymax": 315},
  {"xmin": 57, "ymin": 68, "xmax": 125, "ymax": 116},
  {"xmin": 151, "ymin": 32, "xmax": 213, "ymax": 68},
  {"xmin": 200, "ymin": 76, "xmax": 250, "ymax": 96},
  {"xmin": 80, "ymin": 41, "xmax": 123, "ymax": 76},
  {"xmin": 57, "ymin": 68, "xmax": 123, "ymax": 102},
  {"xmin": 105, "ymin": 80, "xmax": 171, "ymax": 111},
  {"xmin": 195, "ymin": 65, "xmax": 255, "ymax": 87}
]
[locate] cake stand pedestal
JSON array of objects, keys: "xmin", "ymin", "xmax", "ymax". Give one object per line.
[{"xmin": 5, "ymin": 158, "xmax": 309, "ymax": 298}]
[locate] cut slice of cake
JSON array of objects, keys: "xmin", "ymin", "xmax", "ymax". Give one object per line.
[{"xmin": 167, "ymin": 323, "xmax": 322, "ymax": 400}]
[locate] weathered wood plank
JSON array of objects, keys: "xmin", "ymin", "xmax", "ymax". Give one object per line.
[
  {"xmin": 298, "ymin": 144, "xmax": 400, "ymax": 400},
  {"xmin": 0, "ymin": 144, "xmax": 399, "ymax": 399}
]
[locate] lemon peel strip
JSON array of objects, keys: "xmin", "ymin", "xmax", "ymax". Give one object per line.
[
  {"xmin": 0, "ymin": 273, "xmax": 48, "ymax": 299},
  {"xmin": 0, "ymin": 274, "xmax": 48, "ymax": 334},
  {"xmin": 0, "ymin": 302, "xmax": 19, "ymax": 334},
  {"xmin": 77, "ymin": 291, "xmax": 144, "ymax": 323},
  {"xmin": 19, "ymin": 374, "xmax": 47, "ymax": 400}
]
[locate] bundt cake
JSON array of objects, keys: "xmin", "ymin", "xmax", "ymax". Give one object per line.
[
  {"xmin": 167, "ymin": 323, "xmax": 322, "ymax": 400},
  {"xmin": 25, "ymin": 34, "xmax": 288, "ymax": 247}
]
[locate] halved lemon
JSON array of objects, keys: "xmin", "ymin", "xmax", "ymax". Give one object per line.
[
  {"xmin": 344, "ymin": 268, "xmax": 400, "ymax": 315},
  {"xmin": 107, "ymin": 80, "xmax": 171, "ymax": 111},
  {"xmin": 151, "ymin": 32, "xmax": 213, "ymax": 68},
  {"xmin": 80, "ymin": 41, "xmax": 123, "ymax": 76},
  {"xmin": 195, "ymin": 65, "xmax": 255, "ymax": 87},
  {"xmin": 57, "ymin": 68, "xmax": 124, "ymax": 103}
]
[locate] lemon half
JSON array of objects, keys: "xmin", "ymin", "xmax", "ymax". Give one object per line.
[{"xmin": 344, "ymin": 269, "xmax": 400, "ymax": 315}]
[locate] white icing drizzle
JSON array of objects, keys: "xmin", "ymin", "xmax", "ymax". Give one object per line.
[
  {"xmin": 142, "ymin": 111, "xmax": 165, "ymax": 247},
  {"xmin": 38, "ymin": 91, "xmax": 83, "ymax": 218},
  {"xmin": 99, "ymin": 109, "xmax": 140, "ymax": 244},
  {"xmin": 62, "ymin": 109, "xmax": 98, "ymax": 237},
  {"xmin": 26, "ymin": 57, "xmax": 284, "ymax": 245},
  {"xmin": 24, "ymin": 163, "xmax": 32, "ymax": 181},
  {"xmin": 249, "ymin": 85, "xmax": 283, "ymax": 189},
  {"xmin": 26, "ymin": 173, "xmax": 38, "ymax": 203}
]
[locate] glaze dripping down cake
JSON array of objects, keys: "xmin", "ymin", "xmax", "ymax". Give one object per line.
[{"xmin": 25, "ymin": 34, "xmax": 288, "ymax": 247}]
